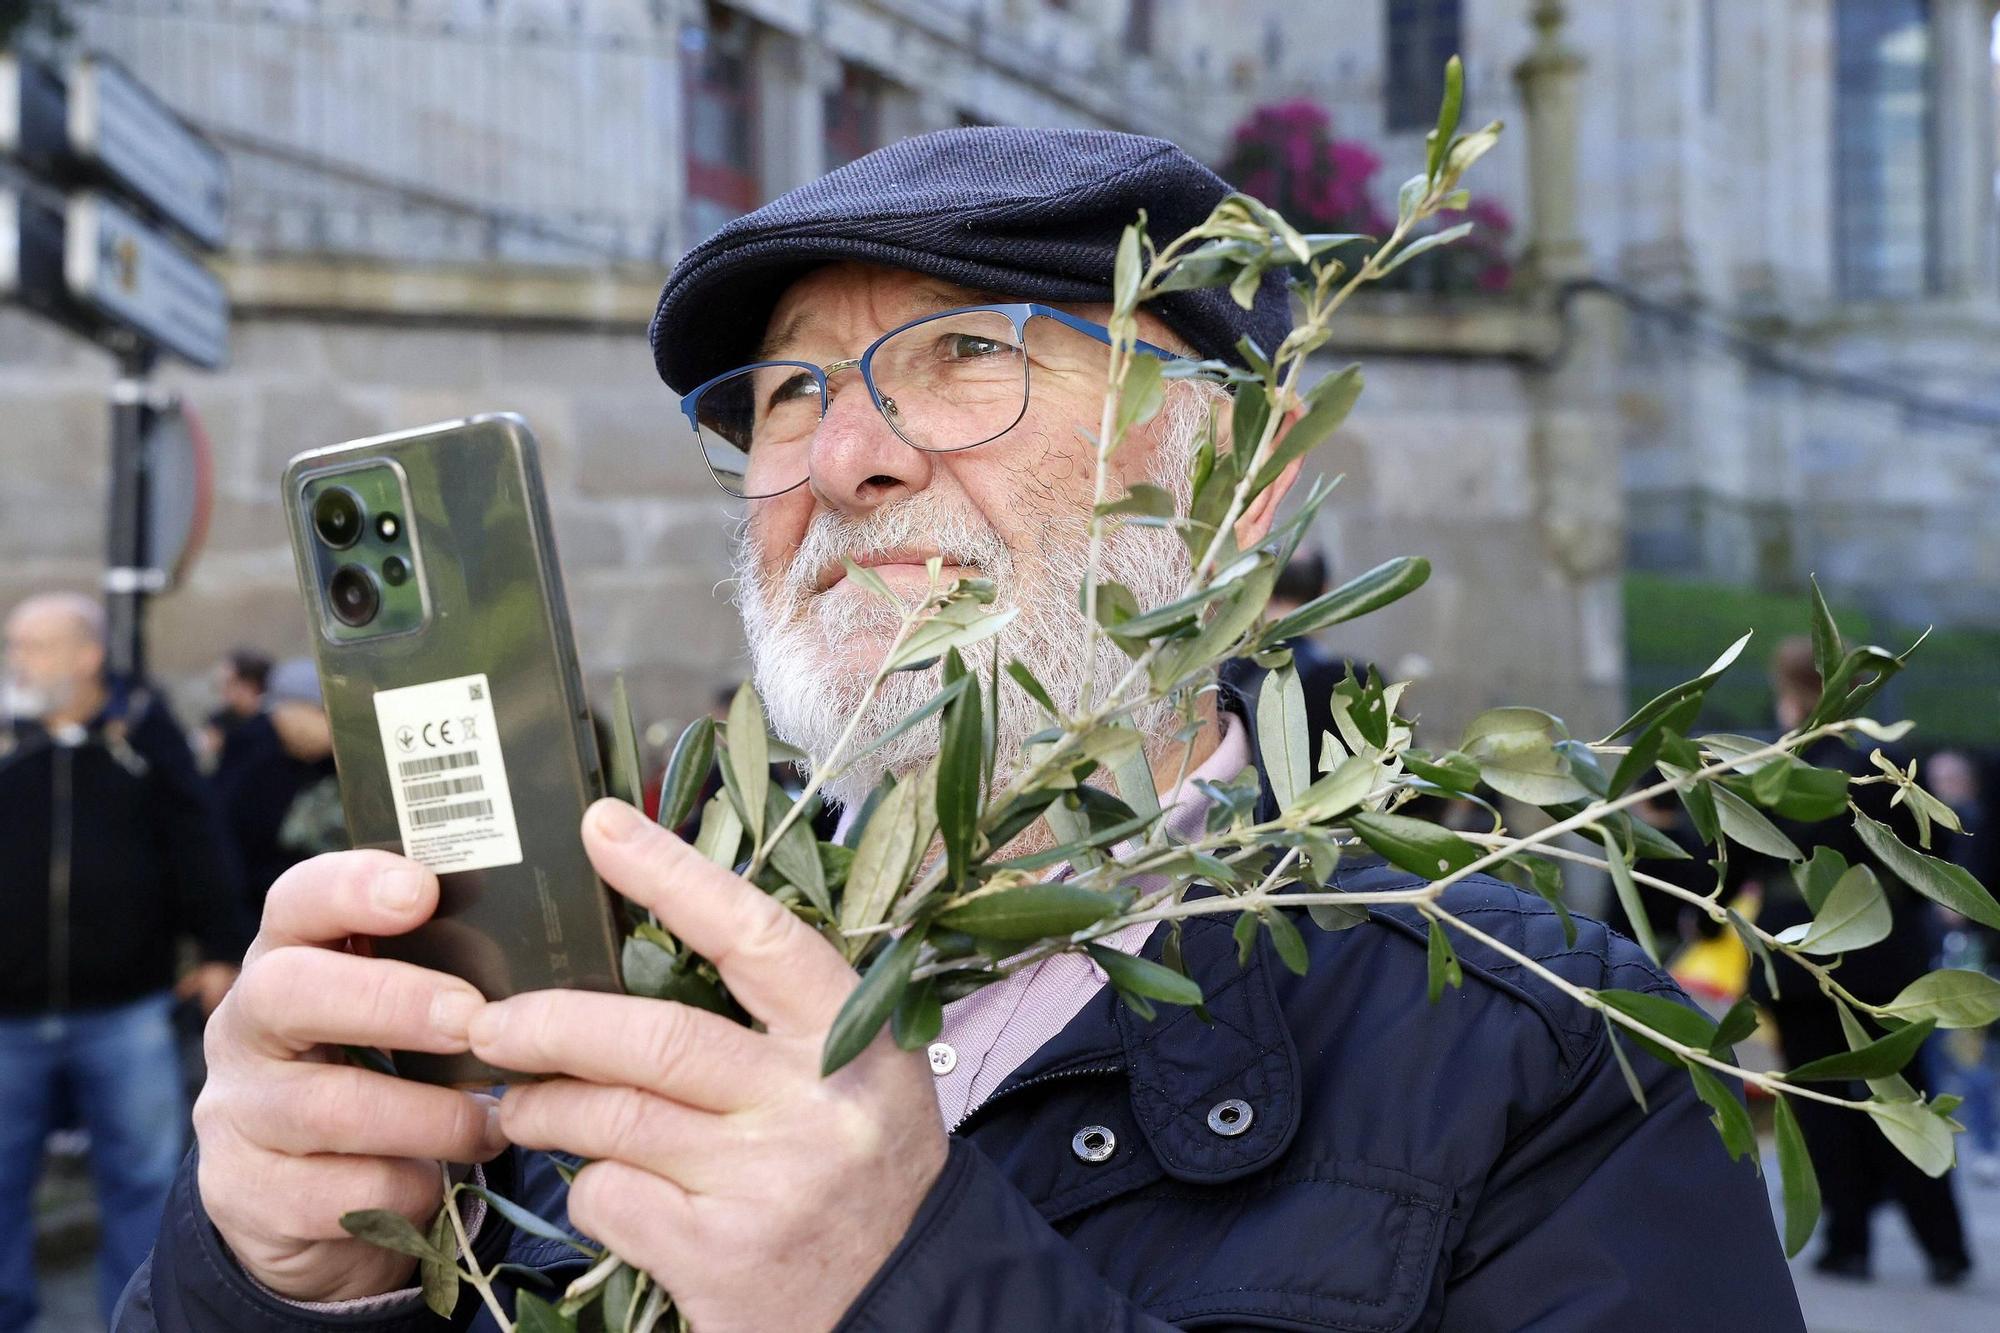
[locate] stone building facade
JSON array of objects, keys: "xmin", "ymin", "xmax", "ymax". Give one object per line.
[{"xmin": 2, "ymin": 0, "xmax": 1629, "ymax": 757}]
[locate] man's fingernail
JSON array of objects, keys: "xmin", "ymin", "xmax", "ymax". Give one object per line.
[
  {"xmin": 471, "ymin": 1094, "xmax": 508, "ymax": 1152},
  {"xmin": 431, "ymin": 990, "xmax": 481, "ymax": 1043},
  {"xmin": 591, "ymin": 798, "xmax": 651, "ymax": 843},
  {"xmin": 374, "ymin": 867, "xmax": 429, "ymax": 912},
  {"xmin": 467, "ymin": 1003, "xmax": 505, "ymax": 1047}
]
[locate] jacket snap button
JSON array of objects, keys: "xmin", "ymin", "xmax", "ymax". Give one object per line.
[
  {"xmin": 1071, "ymin": 1125, "xmax": 1116, "ymax": 1163},
  {"xmin": 1207, "ymin": 1099, "xmax": 1253, "ymax": 1137}
]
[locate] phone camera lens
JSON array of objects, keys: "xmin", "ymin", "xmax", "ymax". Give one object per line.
[
  {"xmin": 381, "ymin": 555, "xmax": 411, "ymax": 587},
  {"xmin": 329, "ymin": 564, "xmax": 381, "ymax": 627},
  {"xmin": 375, "ymin": 512, "xmax": 401, "ymax": 543},
  {"xmin": 313, "ymin": 488, "xmax": 364, "ymax": 549}
]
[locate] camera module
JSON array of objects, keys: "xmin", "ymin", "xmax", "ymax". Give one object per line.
[
  {"xmin": 375, "ymin": 512, "xmax": 401, "ymax": 543},
  {"xmin": 312, "ymin": 487, "xmax": 364, "ymax": 549},
  {"xmin": 328, "ymin": 564, "xmax": 381, "ymax": 627},
  {"xmin": 381, "ymin": 555, "xmax": 411, "ymax": 587}
]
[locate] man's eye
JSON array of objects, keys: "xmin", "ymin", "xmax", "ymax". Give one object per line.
[{"xmin": 940, "ymin": 333, "xmax": 1016, "ymax": 361}]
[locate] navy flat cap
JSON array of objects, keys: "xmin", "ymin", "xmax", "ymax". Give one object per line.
[{"xmin": 648, "ymin": 126, "xmax": 1293, "ymax": 395}]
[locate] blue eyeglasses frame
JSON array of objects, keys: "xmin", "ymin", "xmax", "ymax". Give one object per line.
[{"xmin": 680, "ymin": 301, "xmax": 1182, "ymax": 498}]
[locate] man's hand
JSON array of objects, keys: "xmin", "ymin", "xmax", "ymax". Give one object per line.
[
  {"xmin": 470, "ymin": 799, "xmax": 949, "ymax": 1333},
  {"xmin": 175, "ymin": 960, "xmax": 238, "ymax": 1016},
  {"xmin": 194, "ymin": 851, "xmax": 508, "ymax": 1301}
]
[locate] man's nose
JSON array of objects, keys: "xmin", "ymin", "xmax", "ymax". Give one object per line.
[{"xmin": 805, "ymin": 375, "xmax": 933, "ymax": 516}]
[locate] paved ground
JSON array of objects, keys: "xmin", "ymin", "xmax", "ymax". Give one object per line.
[{"xmin": 29, "ymin": 1144, "xmax": 2000, "ymax": 1331}]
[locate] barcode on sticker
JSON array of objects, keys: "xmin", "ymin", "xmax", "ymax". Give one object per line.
[
  {"xmin": 402, "ymin": 773, "xmax": 486, "ymax": 803},
  {"xmin": 410, "ymin": 798, "xmax": 495, "ymax": 828},
  {"xmin": 398, "ymin": 751, "xmax": 479, "ymax": 779},
  {"xmin": 372, "ymin": 673, "xmax": 521, "ymax": 873}
]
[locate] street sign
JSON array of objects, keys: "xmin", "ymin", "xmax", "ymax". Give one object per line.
[
  {"xmin": 143, "ymin": 398, "xmax": 215, "ymax": 589},
  {"xmin": 66, "ymin": 54, "xmax": 227, "ymax": 249},
  {"xmin": 64, "ymin": 192, "xmax": 228, "ymax": 369},
  {"xmin": 0, "ymin": 185, "xmax": 65, "ymax": 306},
  {"xmin": 0, "ymin": 52, "xmax": 67, "ymax": 175}
]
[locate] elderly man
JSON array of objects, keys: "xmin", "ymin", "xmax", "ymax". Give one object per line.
[
  {"xmin": 123, "ymin": 130, "xmax": 1802, "ymax": 1330},
  {"xmin": 0, "ymin": 593, "xmax": 246, "ymax": 1328}
]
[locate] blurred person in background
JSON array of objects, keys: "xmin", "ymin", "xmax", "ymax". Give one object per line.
[
  {"xmin": 211, "ymin": 659, "xmax": 342, "ymax": 917},
  {"xmin": 196, "ymin": 649, "xmax": 270, "ymax": 771},
  {"xmin": 1746, "ymin": 637, "xmax": 1971, "ymax": 1284},
  {"xmin": 1925, "ymin": 749, "xmax": 2000, "ymax": 1185},
  {"xmin": 0, "ymin": 593, "xmax": 250, "ymax": 1329}
]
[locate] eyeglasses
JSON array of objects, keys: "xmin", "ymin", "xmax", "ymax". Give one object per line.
[{"xmin": 681, "ymin": 302, "xmax": 1180, "ymax": 499}]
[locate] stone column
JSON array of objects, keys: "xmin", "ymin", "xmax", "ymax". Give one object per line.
[
  {"xmin": 1931, "ymin": 0, "xmax": 1999, "ymax": 299},
  {"xmin": 1512, "ymin": 0, "xmax": 1588, "ymax": 286},
  {"xmin": 753, "ymin": 27, "xmax": 828, "ymax": 199}
]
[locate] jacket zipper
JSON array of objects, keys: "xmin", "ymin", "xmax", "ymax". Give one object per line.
[
  {"xmin": 950, "ymin": 1061, "xmax": 1123, "ymax": 1135},
  {"xmin": 49, "ymin": 744, "xmax": 73, "ymax": 1011}
]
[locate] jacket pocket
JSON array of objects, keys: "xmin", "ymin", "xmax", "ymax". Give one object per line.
[{"xmin": 1068, "ymin": 1159, "xmax": 1452, "ymax": 1332}]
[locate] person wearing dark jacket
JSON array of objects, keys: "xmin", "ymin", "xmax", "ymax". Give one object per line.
[
  {"xmin": 211, "ymin": 659, "xmax": 342, "ymax": 915},
  {"xmin": 0, "ymin": 592, "xmax": 249, "ymax": 1329},
  {"xmin": 120, "ymin": 129, "xmax": 1801, "ymax": 1331}
]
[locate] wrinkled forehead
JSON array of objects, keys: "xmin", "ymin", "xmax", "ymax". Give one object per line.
[{"xmin": 756, "ymin": 263, "xmax": 1013, "ymax": 361}]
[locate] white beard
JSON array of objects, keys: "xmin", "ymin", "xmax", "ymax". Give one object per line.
[{"xmin": 734, "ymin": 388, "xmax": 1218, "ymax": 812}]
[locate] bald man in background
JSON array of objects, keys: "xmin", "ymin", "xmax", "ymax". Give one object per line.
[{"xmin": 0, "ymin": 593, "xmax": 249, "ymax": 1330}]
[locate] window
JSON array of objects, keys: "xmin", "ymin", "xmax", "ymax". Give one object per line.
[
  {"xmin": 823, "ymin": 63, "xmax": 885, "ymax": 170},
  {"xmin": 1832, "ymin": 0, "xmax": 1935, "ymax": 299},
  {"xmin": 682, "ymin": 7, "xmax": 759, "ymax": 241},
  {"xmin": 1384, "ymin": 0, "xmax": 1462, "ymax": 132}
]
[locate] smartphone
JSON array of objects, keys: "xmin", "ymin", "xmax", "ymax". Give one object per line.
[{"xmin": 283, "ymin": 413, "xmax": 622, "ymax": 1085}]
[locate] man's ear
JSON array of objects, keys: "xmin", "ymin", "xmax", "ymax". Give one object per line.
[{"xmin": 1230, "ymin": 400, "xmax": 1308, "ymax": 549}]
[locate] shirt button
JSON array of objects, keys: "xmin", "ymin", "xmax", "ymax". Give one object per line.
[
  {"xmin": 1207, "ymin": 1099, "xmax": 1254, "ymax": 1137},
  {"xmin": 927, "ymin": 1042, "xmax": 957, "ymax": 1076},
  {"xmin": 1072, "ymin": 1125, "xmax": 1117, "ymax": 1163}
]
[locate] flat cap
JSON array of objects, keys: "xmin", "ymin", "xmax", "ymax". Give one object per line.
[{"xmin": 649, "ymin": 126, "xmax": 1292, "ymax": 395}]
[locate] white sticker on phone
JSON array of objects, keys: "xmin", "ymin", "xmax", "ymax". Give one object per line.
[{"xmin": 372, "ymin": 673, "xmax": 522, "ymax": 873}]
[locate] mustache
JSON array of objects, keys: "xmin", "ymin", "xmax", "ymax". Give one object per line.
[{"xmin": 772, "ymin": 491, "xmax": 1018, "ymax": 603}]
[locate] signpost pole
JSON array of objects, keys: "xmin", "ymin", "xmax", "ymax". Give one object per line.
[{"xmin": 104, "ymin": 346, "xmax": 158, "ymax": 688}]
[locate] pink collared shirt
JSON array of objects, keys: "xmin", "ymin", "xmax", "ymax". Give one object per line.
[{"xmin": 929, "ymin": 716, "xmax": 1250, "ymax": 1129}]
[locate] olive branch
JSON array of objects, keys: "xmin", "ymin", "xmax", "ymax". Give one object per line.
[{"xmin": 343, "ymin": 57, "xmax": 1998, "ymax": 1330}]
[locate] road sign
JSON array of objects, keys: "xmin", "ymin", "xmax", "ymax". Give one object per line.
[
  {"xmin": 0, "ymin": 185, "xmax": 65, "ymax": 306},
  {"xmin": 66, "ymin": 54, "xmax": 227, "ymax": 249},
  {"xmin": 0, "ymin": 52, "xmax": 67, "ymax": 175},
  {"xmin": 143, "ymin": 398, "xmax": 216, "ymax": 589},
  {"xmin": 64, "ymin": 192, "xmax": 228, "ymax": 368}
]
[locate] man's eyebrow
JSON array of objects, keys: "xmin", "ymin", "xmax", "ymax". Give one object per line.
[{"xmin": 757, "ymin": 285, "xmax": 1019, "ymax": 361}]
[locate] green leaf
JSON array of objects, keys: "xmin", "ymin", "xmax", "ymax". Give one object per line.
[
  {"xmin": 1004, "ymin": 659, "xmax": 1060, "ymax": 716},
  {"xmin": 1108, "ymin": 734, "xmax": 1160, "ymax": 822},
  {"xmin": 1460, "ymin": 707, "xmax": 1593, "ymax": 806},
  {"xmin": 1730, "ymin": 906, "xmax": 1780, "ymax": 1000},
  {"xmin": 1401, "ymin": 749, "xmax": 1480, "ymax": 793},
  {"xmin": 1786, "ymin": 1018, "xmax": 1935, "ymax": 1082},
  {"xmin": 603, "ymin": 675, "xmax": 646, "ymax": 810},
  {"xmin": 763, "ymin": 787, "xmax": 830, "ymax": 918},
  {"xmin": 1250, "ymin": 363, "xmax": 1363, "ymax": 496},
  {"xmin": 692, "ymin": 784, "xmax": 748, "ymax": 868},
  {"xmin": 420, "ymin": 1205, "xmax": 458, "ymax": 1317},
  {"xmin": 1709, "ymin": 783, "xmax": 1803, "ymax": 861},
  {"xmin": 724, "ymin": 682, "xmax": 768, "ymax": 845},
  {"xmin": 1837, "ymin": 1002, "xmax": 1918, "ymax": 1102},
  {"xmin": 1608, "ymin": 693, "xmax": 1703, "ymax": 797},
  {"xmin": 1794, "ymin": 865, "xmax": 1890, "ymax": 954},
  {"xmin": 1087, "ymin": 944, "xmax": 1204, "ymax": 1008},
  {"xmin": 891, "ymin": 980, "xmax": 942, "ymax": 1051},
  {"xmin": 339, "ymin": 1208, "xmax": 452, "ymax": 1265},
  {"xmin": 1599, "ymin": 632, "xmax": 1751, "ymax": 742},
  {"xmin": 1349, "ymin": 811, "xmax": 1483, "ymax": 880},
  {"xmin": 822, "ymin": 929, "xmax": 921, "ymax": 1075},
  {"xmin": 1264, "ymin": 907, "xmax": 1310, "ymax": 976},
  {"xmin": 1292, "ymin": 753, "xmax": 1377, "ymax": 823},
  {"xmin": 1878, "ymin": 968, "xmax": 2000, "ymax": 1029},
  {"xmin": 937, "ymin": 651, "xmax": 983, "ymax": 891},
  {"xmin": 1605, "ymin": 1017, "xmax": 1648, "ymax": 1111},
  {"xmin": 1114, "ymin": 353, "xmax": 1166, "ymax": 440},
  {"xmin": 1376, "ymin": 221, "xmax": 1476, "ymax": 276},
  {"xmin": 515, "ymin": 1291, "xmax": 580, "ymax": 1333},
  {"xmin": 935, "ymin": 882, "xmax": 1123, "ymax": 940},
  {"xmin": 1598, "ymin": 989, "xmax": 1716, "ymax": 1066},
  {"xmin": 1773, "ymin": 1098, "xmax": 1821, "ymax": 1259},
  {"xmin": 1855, "ymin": 810, "xmax": 2000, "ymax": 929},
  {"xmin": 464, "ymin": 1186, "xmax": 598, "ymax": 1255},
  {"xmin": 1687, "ymin": 1064, "xmax": 1757, "ymax": 1163},
  {"xmin": 1598, "ymin": 828, "xmax": 1660, "ymax": 965},
  {"xmin": 1427, "ymin": 54, "xmax": 1464, "ymax": 182},
  {"xmin": 1096, "ymin": 481, "xmax": 1177, "ymax": 520},
  {"xmin": 1265, "ymin": 556, "xmax": 1430, "ymax": 643},
  {"xmin": 1497, "ymin": 856, "xmax": 1576, "ymax": 948},
  {"xmin": 1808, "ymin": 575, "xmax": 1843, "ymax": 689},
  {"xmin": 655, "ymin": 716, "xmax": 715, "ymax": 832},
  {"xmin": 1792, "ymin": 846, "xmax": 1849, "ymax": 915},
  {"xmin": 1233, "ymin": 909, "xmax": 1260, "ymax": 967},
  {"xmin": 838, "ymin": 772, "xmax": 922, "ymax": 937},
  {"xmin": 887, "ymin": 604, "xmax": 1019, "ymax": 673},
  {"xmin": 1738, "ymin": 758, "xmax": 1851, "ymax": 823},
  {"xmin": 1868, "ymin": 1098, "xmax": 1956, "ymax": 1178},
  {"xmin": 1258, "ymin": 665, "xmax": 1311, "ymax": 811},
  {"xmin": 1113, "ymin": 221, "xmax": 1143, "ymax": 311},
  {"xmin": 1425, "ymin": 918, "xmax": 1463, "ymax": 1002}
]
